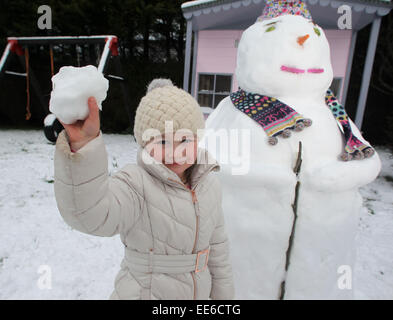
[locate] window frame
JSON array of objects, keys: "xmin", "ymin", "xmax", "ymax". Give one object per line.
[{"xmin": 196, "ymin": 72, "xmax": 233, "ymax": 109}]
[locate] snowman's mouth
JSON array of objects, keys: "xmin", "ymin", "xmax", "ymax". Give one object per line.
[{"xmin": 281, "ymin": 65, "xmax": 324, "ymax": 74}]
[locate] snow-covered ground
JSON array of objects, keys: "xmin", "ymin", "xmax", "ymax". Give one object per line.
[{"xmin": 0, "ymin": 129, "xmax": 392, "ymax": 299}]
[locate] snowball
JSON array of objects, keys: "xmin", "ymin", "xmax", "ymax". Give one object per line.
[{"xmin": 49, "ymin": 65, "xmax": 109, "ymax": 124}]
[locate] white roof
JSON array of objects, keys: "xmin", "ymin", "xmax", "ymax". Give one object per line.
[{"xmin": 181, "ymin": 0, "xmax": 217, "ymax": 9}]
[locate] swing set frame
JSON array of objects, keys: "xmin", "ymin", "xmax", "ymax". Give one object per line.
[{"xmin": 0, "ymin": 35, "xmax": 133, "ymax": 134}]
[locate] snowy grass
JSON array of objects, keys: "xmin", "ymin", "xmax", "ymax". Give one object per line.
[{"xmin": 0, "ymin": 129, "xmax": 392, "ymax": 299}]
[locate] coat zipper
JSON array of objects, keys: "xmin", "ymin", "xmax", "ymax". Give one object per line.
[
  {"xmin": 168, "ymin": 165, "xmax": 218, "ymax": 300},
  {"xmin": 167, "ymin": 179, "xmax": 200, "ymax": 300},
  {"xmin": 191, "ymin": 190, "xmax": 199, "ymax": 300}
]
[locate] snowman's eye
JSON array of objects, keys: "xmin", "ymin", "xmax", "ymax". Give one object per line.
[
  {"xmin": 265, "ymin": 26, "xmax": 276, "ymax": 32},
  {"xmin": 314, "ymin": 27, "xmax": 321, "ymax": 36}
]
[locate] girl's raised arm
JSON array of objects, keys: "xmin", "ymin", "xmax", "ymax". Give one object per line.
[{"xmin": 54, "ymin": 98, "xmax": 142, "ymax": 237}]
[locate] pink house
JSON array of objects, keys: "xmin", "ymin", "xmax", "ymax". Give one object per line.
[{"xmin": 181, "ymin": 0, "xmax": 392, "ymax": 128}]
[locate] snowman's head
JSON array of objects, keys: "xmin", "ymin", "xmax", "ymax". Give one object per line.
[{"xmin": 236, "ymin": 14, "xmax": 333, "ymax": 98}]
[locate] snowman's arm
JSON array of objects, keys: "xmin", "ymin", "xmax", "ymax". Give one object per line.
[{"xmin": 302, "ymin": 118, "xmax": 381, "ymax": 192}]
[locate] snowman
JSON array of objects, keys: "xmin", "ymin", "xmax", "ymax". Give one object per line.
[{"xmin": 200, "ymin": 0, "xmax": 381, "ymax": 299}]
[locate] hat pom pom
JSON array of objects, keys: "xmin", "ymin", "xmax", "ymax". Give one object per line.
[{"xmin": 147, "ymin": 78, "xmax": 173, "ymax": 93}]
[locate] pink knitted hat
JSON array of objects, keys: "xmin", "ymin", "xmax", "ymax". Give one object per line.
[{"xmin": 257, "ymin": 0, "xmax": 312, "ymax": 21}]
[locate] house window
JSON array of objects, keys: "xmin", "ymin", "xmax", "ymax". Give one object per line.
[
  {"xmin": 197, "ymin": 74, "xmax": 232, "ymax": 108},
  {"xmin": 330, "ymin": 77, "xmax": 343, "ymax": 99}
]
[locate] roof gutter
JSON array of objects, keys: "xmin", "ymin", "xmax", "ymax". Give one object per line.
[{"xmin": 181, "ymin": 0, "xmax": 392, "ymax": 18}]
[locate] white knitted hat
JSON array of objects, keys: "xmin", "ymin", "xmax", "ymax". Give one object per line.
[{"xmin": 133, "ymin": 78, "xmax": 205, "ymax": 147}]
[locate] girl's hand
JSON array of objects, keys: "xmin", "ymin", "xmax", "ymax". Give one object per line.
[{"xmin": 58, "ymin": 96, "xmax": 101, "ymax": 152}]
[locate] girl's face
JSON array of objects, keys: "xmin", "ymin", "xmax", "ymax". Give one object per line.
[{"xmin": 145, "ymin": 132, "xmax": 198, "ymax": 178}]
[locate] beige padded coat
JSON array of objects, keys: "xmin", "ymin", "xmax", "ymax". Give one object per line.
[{"xmin": 53, "ymin": 129, "xmax": 234, "ymax": 300}]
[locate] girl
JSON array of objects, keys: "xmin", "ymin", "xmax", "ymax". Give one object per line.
[{"xmin": 54, "ymin": 79, "xmax": 234, "ymax": 300}]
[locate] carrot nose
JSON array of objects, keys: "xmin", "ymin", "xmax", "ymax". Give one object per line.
[{"xmin": 297, "ymin": 34, "xmax": 310, "ymax": 46}]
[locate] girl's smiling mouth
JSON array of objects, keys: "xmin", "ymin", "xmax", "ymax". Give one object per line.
[{"xmin": 281, "ymin": 65, "xmax": 324, "ymax": 74}]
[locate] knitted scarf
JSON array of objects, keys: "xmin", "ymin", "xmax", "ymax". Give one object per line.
[{"xmin": 230, "ymin": 88, "xmax": 374, "ymax": 161}]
